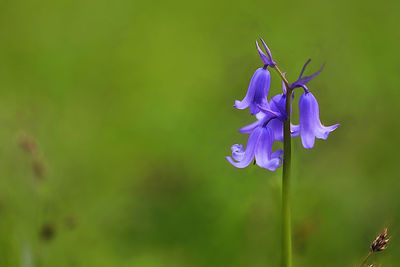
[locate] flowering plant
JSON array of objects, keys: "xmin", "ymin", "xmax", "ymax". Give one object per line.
[{"xmin": 226, "ymin": 39, "xmax": 339, "ymax": 267}]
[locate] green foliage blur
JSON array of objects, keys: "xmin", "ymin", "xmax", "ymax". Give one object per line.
[{"xmin": 0, "ymin": 0, "xmax": 399, "ymax": 266}]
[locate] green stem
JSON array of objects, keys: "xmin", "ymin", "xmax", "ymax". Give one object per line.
[
  {"xmin": 273, "ymin": 65, "xmax": 291, "ymax": 89},
  {"xmin": 273, "ymin": 65, "xmax": 293, "ymax": 267},
  {"xmin": 358, "ymin": 251, "xmax": 372, "ymax": 267}
]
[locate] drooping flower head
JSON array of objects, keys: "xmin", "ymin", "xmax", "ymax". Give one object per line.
[
  {"xmin": 238, "ymin": 79, "xmax": 299, "ymax": 143},
  {"xmin": 234, "ymin": 67, "xmax": 271, "ymax": 115},
  {"xmin": 292, "ymin": 92, "xmax": 339, "ymax": 149},
  {"xmin": 233, "ymin": 38, "xmax": 277, "ymax": 115},
  {"xmin": 226, "ymin": 126, "xmax": 283, "ymax": 171},
  {"xmin": 227, "ymin": 39, "xmax": 339, "ymax": 171},
  {"xmin": 288, "ymin": 59, "xmax": 339, "ymax": 148}
]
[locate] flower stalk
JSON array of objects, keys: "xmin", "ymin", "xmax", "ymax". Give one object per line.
[
  {"xmin": 358, "ymin": 228, "xmax": 390, "ymax": 267},
  {"xmin": 359, "ymin": 251, "xmax": 373, "ymax": 267},
  {"xmin": 273, "ymin": 65, "xmax": 291, "ymax": 89},
  {"xmin": 226, "ymin": 38, "xmax": 339, "ymax": 267},
  {"xmin": 282, "ymin": 88, "xmax": 293, "ymax": 267},
  {"xmin": 274, "ymin": 65, "xmax": 293, "ymax": 267}
]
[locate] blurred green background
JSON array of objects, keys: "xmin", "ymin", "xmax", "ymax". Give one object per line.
[{"xmin": 0, "ymin": 0, "xmax": 399, "ymax": 266}]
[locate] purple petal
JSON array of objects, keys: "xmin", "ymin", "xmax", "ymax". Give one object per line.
[
  {"xmin": 249, "ymin": 103, "xmax": 261, "ymax": 115},
  {"xmin": 256, "ymin": 111, "xmax": 266, "ymax": 120},
  {"xmin": 308, "ymin": 93, "xmax": 339, "ymax": 140},
  {"xmin": 268, "ymin": 119, "xmax": 299, "ymax": 142},
  {"xmin": 226, "ymin": 127, "xmax": 262, "ymax": 168},
  {"xmin": 231, "ymin": 144, "xmax": 245, "ymax": 161},
  {"xmin": 239, "ymin": 108, "xmax": 278, "ymax": 135},
  {"xmin": 270, "ymin": 94, "xmax": 287, "ymax": 119},
  {"xmin": 256, "ymin": 105, "xmax": 280, "ymax": 118},
  {"xmin": 234, "ymin": 68, "xmax": 270, "ymax": 115},
  {"xmin": 268, "ymin": 118, "xmax": 283, "ymax": 142},
  {"xmin": 290, "ymin": 123, "xmax": 300, "ymax": 137},
  {"xmin": 251, "ymin": 70, "xmax": 271, "ymax": 115},
  {"xmin": 297, "ymin": 62, "xmax": 324, "ymax": 85},
  {"xmin": 256, "ymin": 40, "xmax": 270, "ymax": 66},
  {"xmin": 255, "ymin": 38, "xmax": 275, "ymax": 66},
  {"xmin": 238, "ymin": 119, "xmax": 262, "ymax": 134},
  {"xmin": 259, "ymin": 38, "xmax": 274, "ymax": 65},
  {"xmin": 299, "ymin": 92, "xmax": 317, "ymax": 148},
  {"xmin": 255, "ymin": 127, "xmax": 282, "ymax": 171},
  {"xmin": 271, "ymin": 149, "xmax": 283, "ymax": 159},
  {"xmin": 314, "ymin": 123, "xmax": 340, "ymax": 140},
  {"xmin": 298, "ymin": 92, "xmax": 339, "ymax": 149},
  {"xmin": 301, "ymin": 130, "xmax": 316, "ymax": 149},
  {"xmin": 298, "ymin": 59, "xmax": 311, "ymax": 79}
]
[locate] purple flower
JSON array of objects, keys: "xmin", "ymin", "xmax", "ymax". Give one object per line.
[
  {"xmin": 234, "ymin": 67, "xmax": 271, "ymax": 115},
  {"xmin": 269, "ymin": 93, "xmax": 288, "ymax": 120},
  {"xmin": 239, "ymin": 94, "xmax": 299, "ymax": 142},
  {"xmin": 226, "ymin": 126, "xmax": 283, "ymax": 171},
  {"xmin": 227, "ymin": 39, "xmax": 339, "ymax": 172},
  {"xmin": 292, "ymin": 92, "xmax": 339, "ymax": 149}
]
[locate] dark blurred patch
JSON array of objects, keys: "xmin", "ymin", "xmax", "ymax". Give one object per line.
[
  {"xmin": 19, "ymin": 135, "xmax": 37, "ymax": 156},
  {"xmin": 18, "ymin": 134, "xmax": 46, "ymax": 179},
  {"xmin": 32, "ymin": 159, "xmax": 44, "ymax": 179},
  {"xmin": 39, "ymin": 222, "xmax": 55, "ymax": 241}
]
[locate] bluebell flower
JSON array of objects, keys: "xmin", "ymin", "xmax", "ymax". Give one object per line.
[
  {"xmin": 226, "ymin": 126, "xmax": 283, "ymax": 171},
  {"xmin": 238, "ymin": 93, "xmax": 299, "ymax": 142},
  {"xmin": 227, "ymin": 39, "xmax": 339, "ymax": 172},
  {"xmin": 234, "ymin": 67, "xmax": 271, "ymax": 115},
  {"xmin": 292, "ymin": 92, "xmax": 339, "ymax": 149},
  {"xmin": 233, "ymin": 38, "xmax": 276, "ymax": 115}
]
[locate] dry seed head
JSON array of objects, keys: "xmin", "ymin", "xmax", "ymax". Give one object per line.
[{"xmin": 370, "ymin": 228, "xmax": 390, "ymax": 252}]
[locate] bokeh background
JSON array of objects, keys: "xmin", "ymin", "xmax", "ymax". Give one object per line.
[{"xmin": 0, "ymin": 0, "xmax": 399, "ymax": 266}]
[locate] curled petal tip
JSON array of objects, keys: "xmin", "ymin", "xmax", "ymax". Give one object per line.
[
  {"xmin": 234, "ymin": 99, "xmax": 247, "ymax": 110},
  {"xmin": 326, "ymin": 123, "xmax": 340, "ymax": 134}
]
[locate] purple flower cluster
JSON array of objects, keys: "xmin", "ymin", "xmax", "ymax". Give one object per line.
[{"xmin": 226, "ymin": 39, "xmax": 339, "ymax": 171}]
